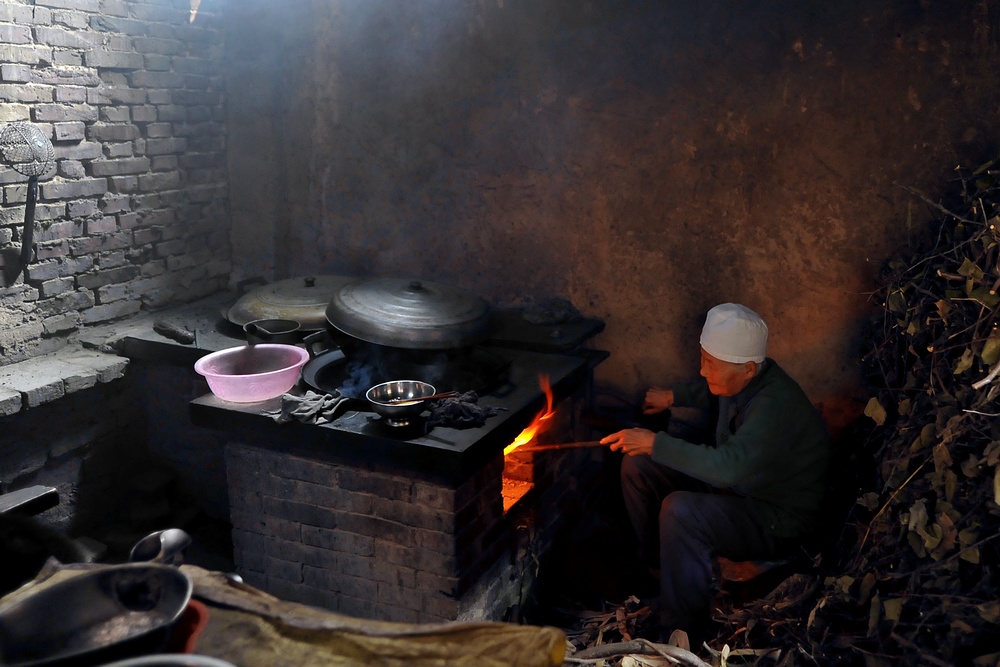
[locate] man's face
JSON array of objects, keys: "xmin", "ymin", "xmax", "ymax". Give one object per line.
[{"xmin": 700, "ymin": 348, "xmax": 757, "ymax": 396}]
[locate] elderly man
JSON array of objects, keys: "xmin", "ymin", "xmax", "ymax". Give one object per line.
[{"xmin": 600, "ymin": 303, "xmax": 830, "ymax": 643}]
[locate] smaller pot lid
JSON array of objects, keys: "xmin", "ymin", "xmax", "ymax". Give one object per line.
[
  {"xmin": 326, "ymin": 277, "xmax": 493, "ymax": 349},
  {"xmin": 226, "ymin": 275, "xmax": 355, "ymax": 331}
]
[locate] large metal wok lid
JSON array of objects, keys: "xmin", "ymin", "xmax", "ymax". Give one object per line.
[
  {"xmin": 226, "ymin": 275, "xmax": 354, "ymax": 332},
  {"xmin": 326, "ymin": 277, "xmax": 493, "ymax": 349}
]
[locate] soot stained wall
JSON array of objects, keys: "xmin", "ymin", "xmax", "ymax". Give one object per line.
[{"xmin": 226, "ymin": 0, "xmax": 1000, "ymax": 432}]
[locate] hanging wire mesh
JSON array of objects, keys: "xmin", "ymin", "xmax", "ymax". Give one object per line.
[{"xmin": 0, "ymin": 122, "xmax": 55, "ymax": 178}]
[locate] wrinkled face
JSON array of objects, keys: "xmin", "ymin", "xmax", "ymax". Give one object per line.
[{"xmin": 700, "ymin": 348, "xmax": 757, "ymax": 396}]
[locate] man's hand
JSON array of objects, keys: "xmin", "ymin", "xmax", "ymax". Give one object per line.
[
  {"xmin": 642, "ymin": 387, "xmax": 674, "ymax": 414},
  {"xmin": 601, "ymin": 428, "xmax": 655, "ymax": 456}
]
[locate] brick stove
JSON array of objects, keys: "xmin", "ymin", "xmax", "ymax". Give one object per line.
[{"xmin": 190, "ymin": 312, "xmax": 607, "ymax": 623}]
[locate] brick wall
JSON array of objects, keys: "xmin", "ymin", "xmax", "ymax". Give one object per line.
[
  {"xmin": 0, "ymin": 361, "xmax": 142, "ymax": 536},
  {"xmin": 226, "ymin": 442, "xmax": 510, "ymax": 623},
  {"xmin": 0, "ymin": 0, "xmax": 230, "ymax": 365}
]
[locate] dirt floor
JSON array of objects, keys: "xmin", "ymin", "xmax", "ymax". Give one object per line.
[{"xmin": 520, "ymin": 465, "xmax": 665, "ymax": 636}]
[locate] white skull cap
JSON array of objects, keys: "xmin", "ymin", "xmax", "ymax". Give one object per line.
[{"xmin": 699, "ymin": 303, "xmax": 768, "ymax": 364}]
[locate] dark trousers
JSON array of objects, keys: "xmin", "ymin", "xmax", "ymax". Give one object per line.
[{"xmin": 620, "ymin": 450, "xmax": 788, "ymax": 634}]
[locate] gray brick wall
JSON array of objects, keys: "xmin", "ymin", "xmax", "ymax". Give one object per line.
[
  {"xmin": 0, "ymin": 355, "xmax": 139, "ymax": 535},
  {"xmin": 0, "ymin": 0, "xmax": 230, "ymax": 365},
  {"xmin": 225, "ymin": 443, "xmax": 515, "ymax": 623}
]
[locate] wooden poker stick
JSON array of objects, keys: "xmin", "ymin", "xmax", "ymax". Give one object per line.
[{"xmin": 507, "ymin": 440, "xmax": 606, "ymax": 454}]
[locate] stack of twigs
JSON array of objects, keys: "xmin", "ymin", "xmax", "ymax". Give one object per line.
[
  {"xmin": 845, "ymin": 162, "xmax": 1000, "ymax": 664},
  {"xmin": 560, "ymin": 595, "xmax": 656, "ymax": 648},
  {"xmin": 560, "ymin": 595, "xmax": 714, "ymax": 666}
]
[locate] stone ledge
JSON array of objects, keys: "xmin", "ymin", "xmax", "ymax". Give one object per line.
[
  {"xmin": 0, "ymin": 346, "xmax": 129, "ymax": 416},
  {"xmin": 0, "ymin": 292, "xmax": 236, "ymax": 417}
]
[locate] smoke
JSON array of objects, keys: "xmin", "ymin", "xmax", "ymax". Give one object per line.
[
  {"xmin": 339, "ymin": 357, "xmax": 377, "ymax": 400},
  {"xmin": 336, "ymin": 343, "xmax": 451, "ymax": 398},
  {"xmin": 338, "ymin": 344, "xmax": 386, "ymax": 399}
]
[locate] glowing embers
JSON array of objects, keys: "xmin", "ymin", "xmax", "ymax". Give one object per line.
[{"xmin": 502, "ymin": 374, "xmax": 554, "ymax": 512}]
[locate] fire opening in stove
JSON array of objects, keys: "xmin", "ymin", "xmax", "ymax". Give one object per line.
[{"xmin": 502, "ymin": 373, "xmax": 554, "ymax": 513}]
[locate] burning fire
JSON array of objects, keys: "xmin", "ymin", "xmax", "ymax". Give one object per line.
[{"xmin": 504, "ymin": 374, "xmax": 554, "ymax": 455}]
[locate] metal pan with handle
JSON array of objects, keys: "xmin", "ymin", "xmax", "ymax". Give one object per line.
[
  {"xmin": 0, "ymin": 562, "xmax": 193, "ymax": 667},
  {"xmin": 0, "ymin": 527, "xmax": 195, "ymax": 667}
]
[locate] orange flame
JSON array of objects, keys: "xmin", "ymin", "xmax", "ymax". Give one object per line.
[{"xmin": 504, "ymin": 374, "xmax": 554, "ymax": 455}]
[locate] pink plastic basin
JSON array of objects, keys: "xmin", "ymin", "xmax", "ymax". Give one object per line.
[{"xmin": 193, "ymin": 344, "xmax": 309, "ymax": 403}]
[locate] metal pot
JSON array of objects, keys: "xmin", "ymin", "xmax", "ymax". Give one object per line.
[
  {"xmin": 225, "ymin": 275, "xmax": 355, "ymax": 332},
  {"xmin": 326, "ymin": 277, "xmax": 493, "ymax": 350},
  {"xmin": 0, "ymin": 563, "xmax": 193, "ymax": 667}
]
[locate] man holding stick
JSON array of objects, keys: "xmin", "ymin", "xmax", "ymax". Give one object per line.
[{"xmin": 600, "ymin": 303, "xmax": 831, "ymax": 644}]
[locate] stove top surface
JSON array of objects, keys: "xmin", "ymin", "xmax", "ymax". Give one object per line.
[
  {"xmin": 190, "ymin": 346, "xmax": 590, "ymax": 481},
  {"xmin": 98, "ymin": 293, "xmax": 604, "ymax": 482}
]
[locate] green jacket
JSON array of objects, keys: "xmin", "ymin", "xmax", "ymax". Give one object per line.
[{"xmin": 655, "ymin": 359, "xmax": 831, "ymax": 538}]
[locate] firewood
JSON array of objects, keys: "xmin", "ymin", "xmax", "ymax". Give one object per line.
[{"xmin": 567, "ymin": 638, "xmax": 711, "ymax": 667}]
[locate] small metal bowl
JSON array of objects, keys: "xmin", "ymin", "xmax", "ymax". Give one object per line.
[{"xmin": 365, "ymin": 380, "xmax": 436, "ymax": 427}]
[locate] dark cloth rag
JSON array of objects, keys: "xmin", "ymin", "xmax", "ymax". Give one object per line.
[
  {"xmin": 426, "ymin": 391, "xmax": 505, "ymax": 430},
  {"xmin": 266, "ymin": 390, "xmax": 348, "ymax": 425}
]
